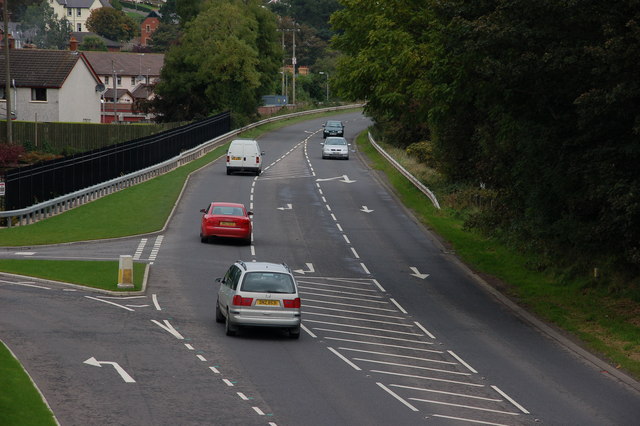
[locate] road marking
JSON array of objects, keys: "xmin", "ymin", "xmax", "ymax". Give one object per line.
[
  {"xmin": 238, "ymin": 392, "xmax": 249, "ymax": 400},
  {"xmin": 339, "ymin": 347, "xmax": 456, "ymax": 364},
  {"xmin": 448, "ymin": 350, "xmax": 478, "ymax": 374},
  {"xmin": 209, "ymin": 366, "xmax": 220, "ymax": 374},
  {"xmin": 301, "ymin": 291, "xmax": 388, "ymax": 304},
  {"xmin": 85, "ymin": 296, "xmax": 134, "ymax": 311},
  {"xmin": 148, "ymin": 235, "xmax": 163, "ymax": 261},
  {"xmin": 328, "ymin": 347, "xmax": 361, "ymax": 370},
  {"xmin": 372, "ymin": 279, "xmax": 385, "ymax": 292},
  {"xmin": 151, "ymin": 319, "xmax": 185, "ymax": 340},
  {"xmin": 1, "ymin": 280, "xmax": 50, "ymax": 290},
  {"xmin": 342, "ymin": 235, "xmax": 351, "ymax": 244},
  {"xmin": 431, "ymin": 414, "xmax": 509, "ymax": 426},
  {"xmin": 294, "ymin": 263, "xmax": 314, "ymax": 275},
  {"xmin": 14, "ymin": 252, "xmax": 36, "ymax": 256},
  {"xmin": 252, "ymin": 407, "xmax": 265, "ymax": 415},
  {"xmin": 84, "ymin": 357, "xmax": 135, "ymax": 383},
  {"xmin": 223, "ymin": 379, "xmax": 235, "ymax": 387},
  {"xmin": 133, "ymin": 238, "xmax": 147, "ymax": 260},
  {"xmin": 301, "ymin": 323, "xmax": 317, "ymax": 338},
  {"xmin": 409, "ymin": 266, "xmax": 429, "ymax": 279},
  {"xmin": 361, "ymin": 206, "xmax": 374, "ymax": 213},
  {"xmin": 303, "ymin": 298, "xmax": 397, "ymax": 312},
  {"xmin": 325, "ymin": 337, "xmax": 440, "ymax": 352},
  {"xmin": 152, "ymin": 294, "xmax": 161, "ymax": 311},
  {"xmin": 491, "ymin": 386, "xmax": 530, "ymax": 414},
  {"xmin": 299, "ymin": 286, "xmax": 384, "ymax": 298},
  {"xmin": 316, "ymin": 174, "xmax": 356, "ymax": 183},
  {"xmin": 390, "ymin": 298, "xmax": 407, "ymax": 314},
  {"xmin": 372, "ymin": 370, "xmax": 484, "ymax": 387},
  {"xmin": 305, "ymin": 320, "xmax": 422, "ymax": 336},
  {"xmin": 336, "ymin": 223, "xmax": 343, "ymax": 232},
  {"xmin": 305, "ymin": 312, "xmax": 411, "ymax": 327},
  {"xmin": 197, "ymin": 355, "xmax": 207, "ymax": 362},
  {"xmin": 389, "ymin": 384, "xmax": 502, "ymax": 402},
  {"xmin": 360, "ymin": 263, "xmax": 370, "ymax": 274},
  {"xmin": 350, "ymin": 247, "xmax": 360, "ymax": 258},
  {"xmin": 356, "ymin": 358, "xmax": 470, "ymax": 375},
  {"xmin": 277, "ymin": 203, "xmax": 292, "ymax": 210},
  {"xmin": 303, "ymin": 303, "xmax": 401, "ymax": 318},
  {"xmin": 376, "ymin": 382, "xmax": 419, "ymax": 412},
  {"xmin": 185, "ymin": 344, "xmax": 194, "ymax": 350},
  {"xmin": 410, "ymin": 397, "xmax": 519, "ymax": 415},
  {"xmin": 414, "ymin": 321, "xmax": 436, "ymax": 339}
]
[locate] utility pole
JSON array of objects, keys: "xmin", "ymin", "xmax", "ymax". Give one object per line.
[
  {"xmin": 112, "ymin": 60, "xmax": 117, "ymax": 123},
  {"xmin": 291, "ymin": 22, "xmax": 297, "ymax": 106},
  {"xmin": 3, "ymin": 0, "xmax": 12, "ymax": 143}
]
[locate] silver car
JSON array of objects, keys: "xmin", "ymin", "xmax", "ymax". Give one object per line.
[
  {"xmin": 321, "ymin": 136, "xmax": 350, "ymax": 160},
  {"xmin": 216, "ymin": 261, "xmax": 301, "ymax": 338}
]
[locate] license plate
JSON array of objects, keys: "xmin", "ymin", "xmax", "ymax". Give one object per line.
[
  {"xmin": 219, "ymin": 221, "xmax": 236, "ymax": 226},
  {"xmin": 256, "ymin": 300, "xmax": 279, "ymax": 306},
  {"xmin": 231, "ymin": 156, "xmax": 242, "ymax": 160}
]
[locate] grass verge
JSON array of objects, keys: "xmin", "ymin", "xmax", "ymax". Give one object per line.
[
  {"xmin": 356, "ymin": 131, "xmax": 640, "ymax": 380},
  {"xmin": 0, "ymin": 341, "xmax": 57, "ymax": 426}
]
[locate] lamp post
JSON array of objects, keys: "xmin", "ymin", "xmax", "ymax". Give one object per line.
[{"xmin": 319, "ymin": 71, "xmax": 329, "ymax": 102}]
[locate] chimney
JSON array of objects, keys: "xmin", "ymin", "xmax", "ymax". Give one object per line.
[{"xmin": 69, "ymin": 36, "xmax": 78, "ymax": 51}]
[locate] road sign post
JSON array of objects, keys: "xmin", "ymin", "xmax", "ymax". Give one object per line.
[{"xmin": 117, "ymin": 255, "xmax": 134, "ymax": 289}]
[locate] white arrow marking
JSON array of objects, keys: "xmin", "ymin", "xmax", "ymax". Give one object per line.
[
  {"xmin": 151, "ymin": 320, "xmax": 185, "ymax": 340},
  {"xmin": 294, "ymin": 263, "xmax": 315, "ymax": 275},
  {"xmin": 316, "ymin": 175, "xmax": 356, "ymax": 183},
  {"xmin": 84, "ymin": 357, "xmax": 135, "ymax": 383},
  {"xmin": 361, "ymin": 206, "xmax": 374, "ymax": 213},
  {"xmin": 410, "ymin": 267, "xmax": 429, "ymax": 279},
  {"xmin": 277, "ymin": 203, "xmax": 293, "ymax": 210}
]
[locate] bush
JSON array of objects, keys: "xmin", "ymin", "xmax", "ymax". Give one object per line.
[
  {"xmin": 0, "ymin": 144, "xmax": 25, "ymax": 168},
  {"xmin": 406, "ymin": 141, "xmax": 435, "ymax": 166}
]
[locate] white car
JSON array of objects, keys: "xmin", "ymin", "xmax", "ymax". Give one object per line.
[
  {"xmin": 216, "ymin": 261, "xmax": 301, "ymax": 338},
  {"xmin": 321, "ymin": 136, "xmax": 349, "ymax": 160}
]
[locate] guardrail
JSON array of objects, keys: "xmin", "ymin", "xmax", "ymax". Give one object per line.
[
  {"xmin": 0, "ymin": 105, "xmax": 362, "ymax": 227},
  {"xmin": 367, "ymin": 132, "xmax": 440, "ymax": 210}
]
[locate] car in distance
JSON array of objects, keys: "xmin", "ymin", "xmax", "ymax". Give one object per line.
[
  {"xmin": 216, "ymin": 261, "xmax": 301, "ymax": 338},
  {"xmin": 226, "ymin": 139, "xmax": 264, "ymax": 175},
  {"xmin": 321, "ymin": 136, "xmax": 350, "ymax": 160},
  {"xmin": 200, "ymin": 202, "xmax": 252, "ymax": 244},
  {"xmin": 322, "ymin": 120, "xmax": 344, "ymax": 138}
]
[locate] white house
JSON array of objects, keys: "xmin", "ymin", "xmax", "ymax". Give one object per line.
[
  {"xmin": 48, "ymin": 0, "xmax": 112, "ymax": 33},
  {"xmin": 0, "ymin": 47, "xmax": 104, "ymax": 123}
]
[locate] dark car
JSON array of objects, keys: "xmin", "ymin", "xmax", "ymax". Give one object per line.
[{"xmin": 322, "ymin": 120, "xmax": 344, "ymax": 138}]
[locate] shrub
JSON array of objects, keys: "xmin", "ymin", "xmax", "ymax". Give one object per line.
[
  {"xmin": 0, "ymin": 144, "xmax": 25, "ymax": 168},
  {"xmin": 406, "ymin": 141, "xmax": 435, "ymax": 166}
]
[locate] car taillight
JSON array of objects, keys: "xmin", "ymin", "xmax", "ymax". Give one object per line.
[
  {"xmin": 226, "ymin": 155, "xmax": 230, "ymax": 162},
  {"xmin": 232, "ymin": 295, "xmax": 253, "ymax": 306},
  {"xmin": 256, "ymin": 157, "xmax": 260, "ymax": 164},
  {"xmin": 283, "ymin": 298, "xmax": 301, "ymax": 309}
]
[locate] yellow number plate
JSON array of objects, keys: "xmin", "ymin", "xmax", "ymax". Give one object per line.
[
  {"xmin": 219, "ymin": 221, "xmax": 236, "ymax": 226},
  {"xmin": 256, "ymin": 300, "xmax": 279, "ymax": 306},
  {"xmin": 232, "ymin": 156, "xmax": 242, "ymax": 160}
]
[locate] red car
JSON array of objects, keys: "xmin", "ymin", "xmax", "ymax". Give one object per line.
[{"xmin": 200, "ymin": 202, "xmax": 253, "ymax": 244}]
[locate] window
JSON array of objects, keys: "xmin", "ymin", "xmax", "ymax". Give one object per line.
[
  {"xmin": 77, "ymin": 23, "xmax": 82, "ymax": 32},
  {"xmin": 67, "ymin": 8, "xmax": 72, "ymax": 16},
  {"xmin": 31, "ymin": 88, "xmax": 47, "ymax": 102},
  {"xmin": 146, "ymin": 25, "xmax": 151, "ymax": 33},
  {"xmin": 104, "ymin": 76, "xmax": 110, "ymax": 85},
  {"xmin": 131, "ymin": 76, "xmax": 136, "ymax": 85},
  {"xmin": 117, "ymin": 76, "xmax": 122, "ymax": 86},
  {"xmin": 0, "ymin": 87, "xmax": 5, "ymax": 100},
  {"xmin": 77, "ymin": 8, "xmax": 82, "ymax": 17}
]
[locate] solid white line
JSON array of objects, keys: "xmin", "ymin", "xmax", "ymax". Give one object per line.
[
  {"xmin": 184, "ymin": 344, "xmax": 194, "ymax": 350},
  {"xmin": 339, "ymin": 347, "xmax": 455, "ymax": 364},
  {"xmin": 328, "ymin": 347, "xmax": 361, "ymax": 370},
  {"xmin": 355, "ymin": 358, "xmax": 470, "ymax": 375},
  {"xmin": 298, "ymin": 281, "xmax": 378, "ymax": 292},
  {"xmin": 491, "ymin": 386, "xmax": 530, "ymax": 414},
  {"xmin": 1, "ymin": 281, "xmax": 50, "ymax": 290},
  {"xmin": 372, "ymin": 279, "xmax": 386, "ymax": 292},
  {"xmin": 223, "ymin": 379, "xmax": 234, "ymax": 387},
  {"xmin": 350, "ymin": 247, "xmax": 360, "ymax": 258},
  {"xmin": 371, "ymin": 370, "xmax": 484, "ymax": 387},
  {"xmin": 410, "ymin": 397, "xmax": 519, "ymax": 415},
  {"xmin": 305, "ymin": 312, "xmax": 413, "ymax": 327},
  {"xmin": 360, "ymin": 263, "xmax": 370, "ymax": 274},
  {"xmin": 197, "ymin": 355, "xmax": 207, "ymax": 362},
  {"xmin": 389, "ymin": 384, "xmax": 501, "ymax": 402},
  {"xmin": 376, "ymin": 382, "xmax": 419, "ymax": 412},
  {"xmin": 343, "ymin": 235, "xmax": 351, "ymax": 244},
  {"xmin": 151, "ymin": 320, "xmax": 185, "ymax": 340},
  {"xmin": 209, "ymin": 366, "xmax": 220, "ymax": 374},
  {"xmin": 85, "ymin": 296, "xmax": 134, "ymax": 311},
  {"xmin": 152, "ymin": 294, "xmax": 161, "ymax": 311},
  {"xmin": 325, "ymin": 337, "xmax": 440, "ymax": 352},
  {"xmin": 390, "ymin": 298, "xmax": 407, "ymax": 314},
  {"xmin": 431, "ymin": 414, "xmax": 509, "ymax": 426},
  {"xmin": 448, "ymin": 350, "xmax": 478, "ymax": 374},
  {"xmin": 313, "ymin": 328, "xmax": 431, "ymax": 344},
  {"xmin": 299, "ymin": 286, "xmax": 384, "ymax": 299},
  {"xmin": 304, "ymin": 303, "xmax": 402, "ymax": 318},
  {"xmin": 252, "ymin": 407, "xmax": 265, "ymax": 415},
  {"xmin": 304, "ymin": 320, "xmax": 423, "ymax": 336},
  {"xmin": 301, "ymin": 323, "xmax": 317, "ymax": 338},
  {"xmin": 414, "ymin": 321, "xmax": 436, "ymax": 339},
  {"xmin": 303, "ymin": 298, "xmax": 397, "ymax": 312},
  {"xmin": 301, "ymin": 291, "xmax": 389, "ymax": 304}
]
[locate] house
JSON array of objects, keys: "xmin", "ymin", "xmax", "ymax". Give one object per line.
[
  {"xmin": 0, "ymin": 46, "xmax": 103, "ymax": 123},
  {"xmin": 140, "ymin": 11, "xmax": 161, "ymax": 47},
  {"xmin": 82, "ymin": 51, "xmax": 164, "ymax": 122},
  {"xmin": 48, "ymin": 0, "xmax": 112, "ymax": 33}
]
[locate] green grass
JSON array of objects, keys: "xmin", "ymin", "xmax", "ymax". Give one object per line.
[
  {"xmin": 0, "ymin": 341, "xmax": 57, "ymax": 426},
  {"xmin": 0, "ymin": 259, "xmax": 146, "ymax": 291},
  {"xmin": 356, "ymin": 131, "xmax": 640, "ymax": 379}
]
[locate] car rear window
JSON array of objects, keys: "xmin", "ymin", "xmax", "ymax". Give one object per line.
[{"xmin": 241, "ymin": 272, "xmax": 295, "ymax": 293}]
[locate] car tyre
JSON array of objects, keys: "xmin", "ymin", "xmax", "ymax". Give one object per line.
[
  {"xmin": 226, "ymin": 169, "xmax": 232, "ymax": 175},
  {"xmin": 225, "ymin": 310, "xmax": 237, "ymax": 336},
  {"xmin": 200, "ymin": 233, "xmax": 208, "ymax": 243},
  {"xmin": 215, "ymin": 300, "xmax": 224, "ymax": 323},
  {"xmin": 289, "ymin": 326, "xmax": 300, "ymax": 339}
]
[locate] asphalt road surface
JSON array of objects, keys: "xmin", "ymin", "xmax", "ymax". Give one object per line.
[{"xmin": 1, "ymin": 111, "xmax": 639, "ymax": 425}]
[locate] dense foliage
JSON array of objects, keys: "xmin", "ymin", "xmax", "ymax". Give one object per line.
[
  {"xmin": 146, "ymin": 0, "xmax": 280, "ymax": 125},
  {"xmin": 17, "ymin": 1, "xmax": 71, "ymax": 49},
  {"xmin": 86, "ymin": 7, "xmax": 139, "ymax": 42},
  {"xmin": 332, "ymin": 0, "xmax": 640, "ymax": 276}
]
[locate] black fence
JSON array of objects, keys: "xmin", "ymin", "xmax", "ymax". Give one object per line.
[{"xmin": 3, "ymin": 112, "xmax": 231, "ymax": 211}]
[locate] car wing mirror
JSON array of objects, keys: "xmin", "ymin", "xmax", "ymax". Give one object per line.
[
  {"xmin": 247, "ymin": 211, "xmax": 254, "ymax": 216},
  {"xmin": 200, "ymin": 209, "xmax": 206, "ymax": 213},
  {"xmin": 215, "ymin": 278, "xmax": 223, "ymax": 283},
  {"xmin": 261, "ymin": 151, "xmax": 265, "ymax": 155}
]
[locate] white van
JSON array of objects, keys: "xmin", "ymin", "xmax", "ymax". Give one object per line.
[{"xmin": 226, "ymin": 139, "xmax": 264, "ymax": 175}]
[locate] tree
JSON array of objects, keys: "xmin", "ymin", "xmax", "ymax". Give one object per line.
[
  {"xmin": 18, "ymin": 1, "xmax": 71, "ymax": 49},
  {"xmin": 147, "ymin": 0, "xmax": 280, "ymax": 125},
  {"xmin": 159, "ymin": 0, "xmax": 179, "ymax": 24},
  {"xmin": 147, "ymin": 23, "xmax": 181, "ymax": 53},
  {"xmin": 79, "ymin": 36, "xmax": 108, "ymax": 51},
  {"xmin": 268, "ymin": 0, "xmax": 341, "ymax": 41},
  {"xmin": 86, "ymin": 7, "xmax": 139, "ymax": 42}
]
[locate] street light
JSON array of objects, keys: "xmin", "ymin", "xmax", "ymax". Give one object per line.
[{"xmin": 319, "ymin": 72, "xmax": 329, "ymax": 102}]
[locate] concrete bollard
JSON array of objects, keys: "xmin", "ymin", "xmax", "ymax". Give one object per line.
[{"xmin": 117, "ymin": 255, "xmax": 134, "ymax": 289}]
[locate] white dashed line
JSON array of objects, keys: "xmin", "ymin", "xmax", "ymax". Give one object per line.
[{"xmin": 197, "ymin": 355, "xmax": 207, "ymax": 362}]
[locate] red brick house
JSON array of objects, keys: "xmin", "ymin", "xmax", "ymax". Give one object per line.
[{"xmin": 140, "ymin": 11, "xmax": 161, "ymax": 47}]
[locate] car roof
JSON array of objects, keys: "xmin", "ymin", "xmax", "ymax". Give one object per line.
[
  {"xmin": 236, "ymin": 261, "xmax": 291, "ymax": 274},
  {"xmin": 211, "ymin": 202, "xmax": 245, "ymax": 208},
  {"xmin": 326, "ymin": 121, "xmax": 343, "ymax": 126},
  {"xmin": 325, "ymin": 137, "xmax": 346, "ymax": 142}
]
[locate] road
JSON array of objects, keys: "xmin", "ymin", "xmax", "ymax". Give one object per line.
[{"xmin": 1, "ymin": 111, "xmax": 639, "ymax": 425}]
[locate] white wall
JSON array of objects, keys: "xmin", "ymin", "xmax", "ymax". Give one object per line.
[{"xmin": 59, "ymin": 59, "xmax": 102, "ymax": 123}]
